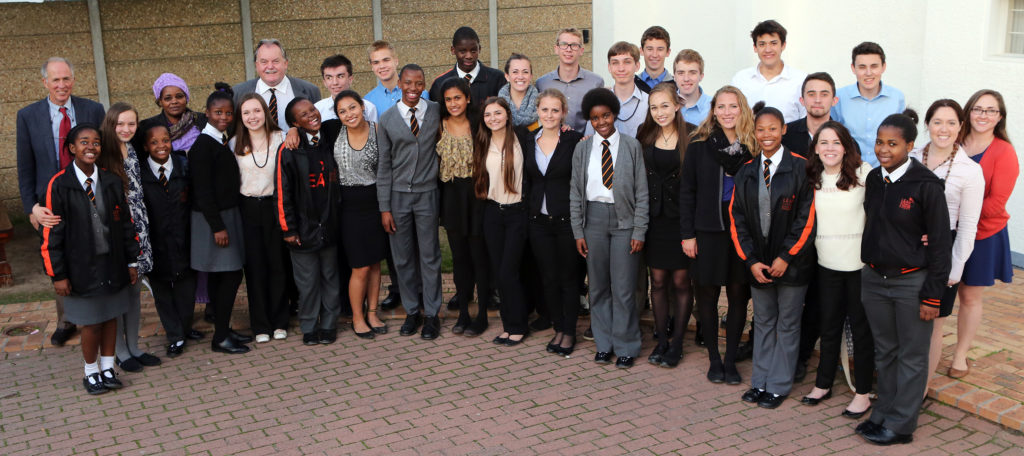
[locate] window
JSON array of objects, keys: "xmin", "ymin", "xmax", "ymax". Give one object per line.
[{"xmin": 1010, "ymin": 0, "xmax": 1024, "ymax": 53}]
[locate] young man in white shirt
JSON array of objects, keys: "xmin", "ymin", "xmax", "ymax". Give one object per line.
[
  {"xmin": 315, "ymin": 54, "xmax": 378, "ymax": 123},
  {"xmin": 585, "ymin": 42, "xmax": 649, "ymax": 138},
  {"xmin": 673, "ymin": 49, "xmax": 712, "ymax": 125},
  {"xmin": 730, "ymin": 20, "xmax": 806, "ymax": 123}
]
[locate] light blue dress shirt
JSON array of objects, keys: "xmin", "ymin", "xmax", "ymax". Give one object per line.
[
  {"xmin": 680, "ymin": 87, "xmax": 712, "ymax": 125},
  {"xmin": 831, "ymin": 82, "xmax": 906, "ymax": 167}
]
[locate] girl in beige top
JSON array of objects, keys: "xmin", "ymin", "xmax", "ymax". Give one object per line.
[{"xmin": 473, "ymin": 97, "xmax": 529, "ymax": 344}]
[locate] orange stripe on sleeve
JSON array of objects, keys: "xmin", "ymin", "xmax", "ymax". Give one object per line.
[
  {"xmin": 728, "ymin": 187, "xmax": 747, "ymax": 261},
  {"xmin": 275, "ymin": 144, "xmax": 289, "ymax": 232},
  {"xmin": 788, "ymin": 199, "xmax": 815, "ymax": 256},
  {"xmin": 40, "ymin": 170, "xmax": 65, "ymax": 277}
]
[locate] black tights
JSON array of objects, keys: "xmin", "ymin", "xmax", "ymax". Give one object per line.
[
  {"xmin": 695, "ymin": 283, "xmax": 749, "ymax": 365},
  {"xmin": 650, "ymin": 268, "xmax": 693, "ymax": 350}
]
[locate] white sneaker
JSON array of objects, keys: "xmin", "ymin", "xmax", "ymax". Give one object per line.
[
  {"xmin": 273, "ymin": 329, "xmax": 287, "ymax": 340},
  {"xmin": 255, "ymin": 334, "xmax": 271, "ymax": 343}
]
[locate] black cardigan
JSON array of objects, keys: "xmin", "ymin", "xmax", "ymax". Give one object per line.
[
  {"xmin": 679, "ymin": 129, "xmax": 753, "ymax": 238},
  {"xmin": 189, "ymin": 134, "xmax": 240, "ymax": 232},
  {"xmin": 862, "ymin": 158, "xmax": 952, "ymax": 307},
  {"xmin": 140, "ymin": 155, "xmax": 192, "ymax": 280},
  {"xmin": 521, "ymin": 128, "xmax": 584, "ymax": 218},
  {"xmin": 643, "ymin": 122, "xmax": 696, "ymax": 219},
  {"xmin": 729, "ymin": 149, "xmax": 816, "ymax": 287},
  {"xmin": 40, "ymin": 165, "xmax": 139, "ymax": 296}
]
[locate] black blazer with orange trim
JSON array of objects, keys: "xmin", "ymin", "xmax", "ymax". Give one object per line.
[{"xmin": 729, "ymin": 147, "xmax": 816, "ymax": 287}]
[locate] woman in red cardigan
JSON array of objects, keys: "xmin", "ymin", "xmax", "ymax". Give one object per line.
[{"xmin": 950, "ymin": 89, "xmax": 1019, "ymax": 379}]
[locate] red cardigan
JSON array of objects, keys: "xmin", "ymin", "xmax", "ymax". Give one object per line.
[{"xmin": 974, "ymin": 138, "xmax": 1019, "ymax": 240}]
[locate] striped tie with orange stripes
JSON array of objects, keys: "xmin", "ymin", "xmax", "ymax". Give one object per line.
[
  {"xmin": 85, "ymin": 177, "xmax": 96, "ymax": 206},
  {"xmin": 409, "ymin": 107, "xmax": 419, "ymax": 136},
  {"xmin": 600, "ymin": 140, "xmax": 613, "ymax": 189}
]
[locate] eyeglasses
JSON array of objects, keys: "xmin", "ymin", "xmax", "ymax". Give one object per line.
[
  {"xmin": 971, "ymin": 107, "xmax": 1001, "ymax": 116},
  {"xmin": 556, "ymin": 42, "xmax": 583, "ymax": 51}
]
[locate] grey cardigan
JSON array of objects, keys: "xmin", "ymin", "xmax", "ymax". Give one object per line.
[
  {"xmin": 569, "ymin": 134, "xmax": 649, "ymax": 241},
  {"xmin": 376, "ymin": 100, "xmax": 442, "ymax": 212}
]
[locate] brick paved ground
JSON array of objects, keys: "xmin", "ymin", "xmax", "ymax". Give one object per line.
[{"xmin": 2, "ymin": 272, "xmax": 1024, "ymax": 454}]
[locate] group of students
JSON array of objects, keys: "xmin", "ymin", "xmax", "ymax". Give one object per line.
[{"xmin": 28, "ymin": 19, "xmax": 1019, "ymax": 446}]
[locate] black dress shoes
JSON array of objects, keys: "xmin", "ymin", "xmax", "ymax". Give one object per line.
[
  {"xmin": 302, "ymin": 332, "xmax": 319, "ymax": 345},
  {"xmin": 452, "ymin": 314, "xmax": 471, "ymax": 335},
  {"xmin": 212, "ymin": 337, "xmax": 250, "ymax": 354},
  {"xmin": 464, "ymin": 317, "xmax": 488, "ymax": 336},
  {"xmin": 228, "ymin": 330, "xmax": 253, "ymax": 344},
  {"xmin": 51, "ymin": 325, "xmax": 77, "ymax": 347},
  {"xmin": 615, "ymin": 356, "xmax": 635, "ymax": 369},
  {"xmin": 741, "ymin": 388, "xmax": 765, "ymax": 403},
  {"xmin": 83, "ymin": 373, "xmax": 108, "ymax": 395},
  {"xmin": 758, "ymin": 393, "xmax": 788, "ymax": 409},
  {"xmin": 380, "ymin": 291, "xmax": 401, "ymax": 311},
  {"xmin": 493, "ymin": 334, "xmax": 509, "ymax": 345},
  {"xmin": 707, "ymin": 360, "xmax": 725, "ymax": 383},
  {"xmin": 648, "ymin": 343, "xmax": 668, "ymax": 365},
  {"xmin": 319, "ymin": 328, "xmax": 338, "ymax": 344},
  {"xmin": 861, "ymin": 424, "xmax": 913, "ymax": 445},
  {"xmin": 735, "ymin": 341, "xmax": 754, "ymax": 361},
  {"xmin": 794, "ymin": 360, "xmax": 809, "ymax": 383},
  {"xmin": 400, "ymin": 313, "xmax": 422, "ymax": 336},
  {"xmin": 724, "ymin": 363, "xmax": 742, "ymax": 385},
  {"xmin": 800, "ymin": 390, "xmax": 832, "ymax": 406},
  {"xmin": 136, "ymin": 353, "xmax": 162, "ymax": 367},
  {"xmin": 855, "ymin": 420, "xmax": 880, "ymax": 435},
  {"xmin": 116, "ymin": 356, "xmax": 143, "ymax": 373},
  {"xmin": 555, "ymin": 337, "xmax": 576, "ymax": 356},
  {"xmin": 660, "ymin": 345, "xmax": 683, "ymax": 368},
  {"xmin": 352, "ymin": 323, "xmax": 375, "ymax": 339},
  {"xmin": 594, "ymin": 352, "xmax": 613, "ymax": 364},
  {"xmin": 421, "ymin": 316, "xmax": 440, "ymax": 340},
  {"xmin": 186, "ymin": 329, "xmax": 204, "ymax": 341},
  {"xmin": 100, "ymin": 368, "xmax": 123, "ymax": 389},
  {"xmin": 503, "ymin": 334, "xmax": 526, "ymax": 346},
  {"xmin": 166, "ymin": 342, "xmax": 184, "ymax": 358},
  {"xmin": 842, "ymin": 406, "xmax": 871, "ymax": 419}
]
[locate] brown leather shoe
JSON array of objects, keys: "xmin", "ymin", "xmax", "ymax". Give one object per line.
[{"xmin": 948, "ymin": 365, "xmax": 970, "ymax": 379}]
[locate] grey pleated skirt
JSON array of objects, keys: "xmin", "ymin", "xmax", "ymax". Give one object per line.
[
  {"xmin": 190, "ymin": 208, "xmax": 246, "ymax": 272},
  {"xmin": 63, "ymin": 286, "xmax": 131, "ymax": 326}
]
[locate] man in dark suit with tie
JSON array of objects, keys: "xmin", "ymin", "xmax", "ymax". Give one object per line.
[
  {"xmin": 428, "ymin": 27, "xmax": 505, "ymax": 113},
  {"xmin": 232, "ymin": 39, "xmax": 322, "ymax": 130},
  {"xmin": 16, "ymin": 57, "xmax": 106, "ymax": 347}
]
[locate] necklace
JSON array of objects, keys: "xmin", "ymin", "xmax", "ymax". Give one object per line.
[
  {"xmin": 659, "ymin": 129, "xmax": 676, "ymax": 147},
  {"xmin": 922, "ymin": 143, "xmax": 955, "ymax": 181},
  {"xmin": 250, "ymin": 135, "xmax": 270, "ymax": 169}
]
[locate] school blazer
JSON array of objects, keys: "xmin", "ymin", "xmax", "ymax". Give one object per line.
[
  {"xmin": 40, "ymin": 166, "xmax": 140, "ymax": 296},
  {"xmin": 16, "ymin": 96, "xmax": 105, "ymax": 213},
  {"xmin": 275, "ymin": 126, "xmax": 341, "ymax": 252},
  {"xmin": 140, "ymin": 155, "xmax": 192, "ymax": 280},
  {"xmin": 521, "ymin": 128, "xmax": 584, "ymax": 218},
  {"xmin": 728, "ymin": 148, "xmax": 816, "ymax": 287},
  {"xmin": 569, "ymin": 134, "xmax": 649, "ymax": 241}
]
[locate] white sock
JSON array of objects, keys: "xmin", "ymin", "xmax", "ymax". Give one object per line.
[
  {"xmin": 84, "ymin": 362, "xmax": 100, "ymax": 378},
  {"xmin": 99, "ymin": 356, "xmax": 115, "ymax": 371}
]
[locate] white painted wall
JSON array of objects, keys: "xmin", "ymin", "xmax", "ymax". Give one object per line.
[{"xmin": 592, "ymin": 0, "xmax": 1024, "ymax": 259}]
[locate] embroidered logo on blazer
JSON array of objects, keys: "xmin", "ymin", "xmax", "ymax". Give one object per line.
[
  {"xmin": 781, "ymin": 195, "xmax": 794, "ymax": 211},
  {"xmin": 113, "ymin": 204, "xmax": 121, "ymax": 222},
  {"xmin": 899, "ymin": 197, "xmax": 914, "ymax": 210}
]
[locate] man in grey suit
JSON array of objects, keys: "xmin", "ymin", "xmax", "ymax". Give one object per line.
[
  {"xmin": 16, "ymin": 57, "xmax": 106, "ymax": 347},
  {"xmin": 377, "ymin": 64, "xmax": 443, "ymax": 340},
  {"xmin": 232, "ymin": 39, "xmax": 321, "ymax": 130}
]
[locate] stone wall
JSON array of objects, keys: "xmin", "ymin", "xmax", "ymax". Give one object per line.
[{"xmin": 0, "ymin": 0, "xmax": 592, "ymax": 216}]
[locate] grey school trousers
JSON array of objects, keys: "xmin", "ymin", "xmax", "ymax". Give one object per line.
[
  {"xmin": 389, "ymin": 190, "xmax": 443, "ymax": 316},
  {"xmin": 750, "ymin": 284, "xmax": 806, "ymax": 395},
  {"xmin": 584, "ymin": 202, "xmax": 642, "ymax": 357}
]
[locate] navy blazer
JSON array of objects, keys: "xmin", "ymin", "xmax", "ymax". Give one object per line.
[
  {"xmin": 16, "ymin": 96, "xmax": 105, "ymax": 213},
  {"xmin": 231, "ymin": 76, "xmax": 322, "ymax": 112}
]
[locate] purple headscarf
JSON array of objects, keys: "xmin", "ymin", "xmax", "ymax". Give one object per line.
[{"xmin": 152, "ymin": 73, "xmax": 191, "ymax": 101}]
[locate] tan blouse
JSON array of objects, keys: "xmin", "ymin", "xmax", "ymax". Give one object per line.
[
  {"xmin": 485, "ymin": 139, "xmax": 523, "ymax": 204},
  {"xmin": 437, "ymin": 129, "xmax": 474, "ymax": 182},
  {"xmin": 234, "ymin": 130, "xmax": 283, "ymax": 197}
]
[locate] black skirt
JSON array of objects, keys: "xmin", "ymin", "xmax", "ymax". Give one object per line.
[
  {"xmin": 440, "ymin": 177, "xmax": 485, "ymax": 236},
  {"xmin": 692, "ymin": 202, "xmax": 748, "ymax": 287},
  {"xmin": 645, "ymin": 215, "xmax": 691, "ymax": 270},
  {"xmin": 340, "ymin": 185, "xmax": 387, "ymax": 268}
]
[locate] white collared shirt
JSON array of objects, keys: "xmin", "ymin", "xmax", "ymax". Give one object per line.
[
  {"xmin": 256, "ymin": 76, "xmax": 295, "ymax": 129},
  {"xmin": 761, "ymin": 149, "xmax": 783, "ymax": 185},
  {"xmin": 586, "ymin": 131, "xmax": 620, "ymax": 203},
  {"xmin": 202, "ymin": 123, "xmax": 228, "ymax": 144},
  {"xmin": 730, "ymin": 63, "xmax": 807, "ymax": 123},
  {"xmin": 73, "ymin": 161, "xmax": 98, "ymax": 191},
  {"xmin": 148, "ymin": 156, "xmax": 173, "ymax": 178},
  {"xmin": 305, "ymin": 131, "xmax": 320, "ymax": 145},
  {"xmin": 315, "ymin": 97, "xmax": 379, "ymax": 123},
  {"xmin": 880, "ymin": 158, "xmax": 912, "ymax": 183},
  {"xmin": 456, "ymin": 62, "xmax": 481, "ymax": 84},
  {"xmin": 395, "ymin": 98, "xmax": 428, "ymax": 128}
]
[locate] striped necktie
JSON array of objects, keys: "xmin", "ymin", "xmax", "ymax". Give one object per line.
[
  {"xmin": 158, "ymin": 166, "xmax": 168, "ymax": 190},
  {"xmin": 408, "ymin": 107, "xmax": 419, "ymax": 136},
  {"xmin": 601, "ymin": 140, "xmax": 613, "ymax": 189},
  {"xmin": 464, "ymin": 73, "xmax": 473, "ymax": 84},
  {"xmin": 311, "ymin": 135, "xmax": 320, "ymax": 146},
  {"xmin": 763, "ymin": 158, "xmax": 772, "ymax": 189},
  {"xmin": 268, "ymin": 88, "xmax": 278, "ymax": 124},
  {"xmin": 883, "ymin": 175, "xmax": 892, "ymax": 184},
  {"xmin": 84, "ymin": 177, "xmax": 96, "ymax": 206}
]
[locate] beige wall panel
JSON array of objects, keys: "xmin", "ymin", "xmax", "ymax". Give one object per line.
[
  {"xmin": 1, "ymin": 34, "xmax": 95, "ymax": 70},
  {"xmin": 0, "ymin": 2, "xmax": 89, "ymax": 37},
  {"xmin": 0, "ymin": 168, "xmax": 19, "ymax": 205},
  {"xmin": 99, "ymin": 0, "xmax": 241, "ymax": 30},
  {"xmin": 249, "ymin": 0, "xmax": 371, "ymax": 21},
  {"xmin": 498, "ymin": 0, "xmax": 589, "ymax": 7},
  {"xmin": 0, "ymin": 136, "xmax": 15, "ymax": 168},
  {"xmin": 382, "ymin": 11, "xmax": 489, "ymax": 42},
  {"xmin": 497, "ymin": 4, "xmax": 592, "ymax": 35},
  {"xmin": 105, "ymin": 57, "xmax": 245, "ymax": 96},
  {"xmin": 1, "ymin": 68, "xmax": 99, "ymax": 108},
  {"xmin": 251, "ymin": 17, "xmax": 373, "ymax": 49},
  {"xmin": 103, "ymin": 25, "xmax": 243, "ymax": 62},
  {"xmin": 382, "ymin": 0, "xmax": 487, "ymax": 15}
]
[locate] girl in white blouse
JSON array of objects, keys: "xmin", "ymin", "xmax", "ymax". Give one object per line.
[{"xmin": 910, "ymin": 99, "xmax": 984, "ymax": 381}]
